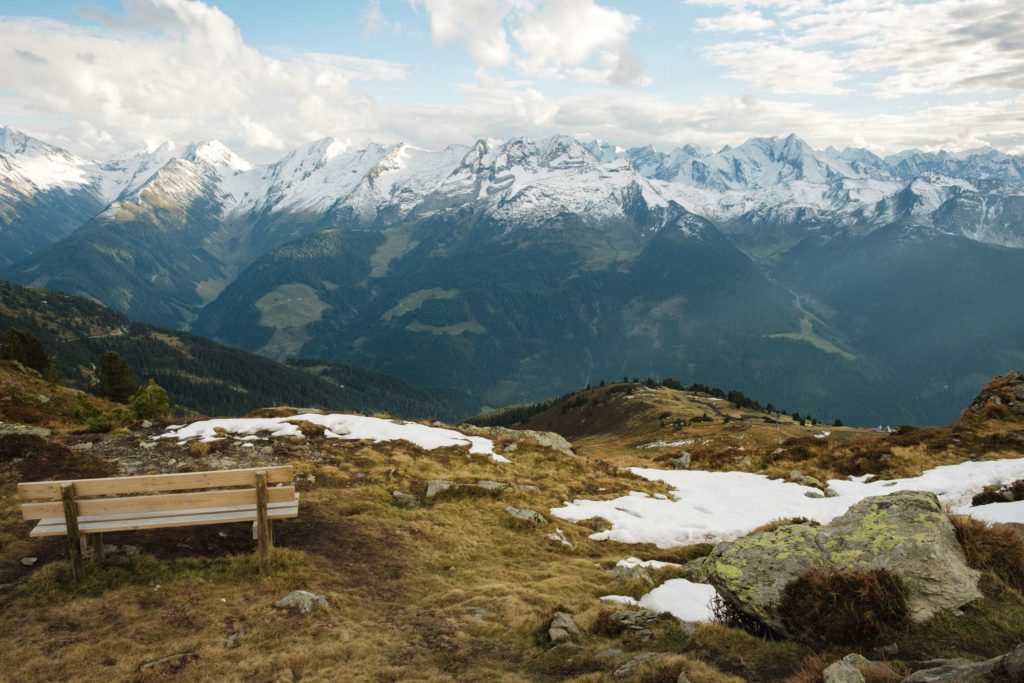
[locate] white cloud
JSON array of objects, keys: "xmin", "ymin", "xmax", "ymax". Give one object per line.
[
  {"xmin": 411, "ymin": 0, "xmax": 648, "ymax": 85},
  {"xmin": 0, "ymin": 1, "xmax": 402, "ymax": 159},
  {"xmin": 410, "ymin": 0, "xmax": 515, "ymax": 67},
  {"xmin": 702, "ymin": 42, "xmax": 851, "ymax": 95},
  {"xmin": 695, "ymin": 10, "xmax": 774, "ymax": 32},
  {"xmin": 361, "ymin": 0, "xmax": 400, "ymax": 35},
  {"xmin": 692, "ymin": 0, "xmax": 1024, "ymax": 98}
]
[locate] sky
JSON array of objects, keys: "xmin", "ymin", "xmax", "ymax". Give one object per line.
[{"xmin": 1, "ymin": 0, "xmax": 1023, "ymax": 162}]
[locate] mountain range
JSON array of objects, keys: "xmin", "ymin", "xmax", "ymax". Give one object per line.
[{"xmin": 2, "ymin": 125, "xmax": 1023, "ymax": 425}]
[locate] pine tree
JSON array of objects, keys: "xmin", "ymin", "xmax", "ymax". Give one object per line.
[
  {"xmin": 2, "ymin": 328, "xmax": 56, "ymax": 380},
  {"xmin": 131, "ymin": 379, "xmax": 171, "ymax": 419},
  {"xmin": 97, "ymin": 351, "xmax": 138, "ymax": 403}
]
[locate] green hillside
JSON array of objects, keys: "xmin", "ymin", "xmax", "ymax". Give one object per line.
[{"xmin": 0, "ymin": 280, "xmax": 477, "ymax": 420}]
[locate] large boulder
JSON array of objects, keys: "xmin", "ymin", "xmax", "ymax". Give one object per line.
[{"xmin": 704, "ymin": 491, "xmax": 982, "ymax": 637}]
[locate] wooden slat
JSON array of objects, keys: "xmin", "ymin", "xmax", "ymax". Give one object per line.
[
  {"xmin": 22, "ymin": 486, "xmax": 295, "ymax": 520},
  {"xmin": 30, "ymin": 502, "xmax": 299, "ymax": 537},
  {"xmin": 32, "ymin": 500, "xmax": 298, "ymax": 529},
  {"xmin": 17, "ymin": 466, "xmax": 293, "ymax": 501}
]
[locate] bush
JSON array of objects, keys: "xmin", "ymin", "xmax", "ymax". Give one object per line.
[
  {"xmin": 778, "ymin": 566, "xmax": 909, "ymax": 644},
  {"xmin": 951, "ymin": 516, "xmax": 1024, "ymax": 591},
  {"xmin": 131, "ymin": 379, "xmax": 171, "ymax": 419}
]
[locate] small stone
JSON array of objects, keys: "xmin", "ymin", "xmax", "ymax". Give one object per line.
[
  {"xmin": 503, "ymin": 443, "xmax": 518, "ymax": 453},
  {"xmin": 36, "ymin": 394, "xmax": 50, "ymax": 404},
  {"xmin": 70, "ymin": 441, "xmax": 94, "ymax": 451},
  {"xmin": 597, "ymin": 648, "xmax": 624, "ymax": 659},
  {"xmin": 141, "ymin": 420, "xmax": 153, "ymax": 429},
  {"xmin": 822, "ymin": 654, "xmax": 867, "ymax": 683},
  {"xmin": 545, "ymin": 527, "xmax": 573, "ymax": 549},
  {"xmin": 548, "ymin": 612, "xmax": 580, "ymax": 644},
  {"xmin": 140, "ymin": 441, "xmax": 157, "ymax": 450},
  {"xmin": 514, "ymin": 484, "xmax": 540, "ymax": 492},
  {"xmin": 425, "ymin": 480, "xmax": 454, "ymax": 499},
  {"xmin": 123, "ymin": 545, "xmax": 142, "ymax": 556},
  {"xmin": 225, "ymin": 632, "xmax": 241, "ymax": 650},
  {"xmin": 20, "ymin": 557, "xmax": 38, "ymax": 567},
  {"xmin": 609, "ymin": 564, "xmax": 656, "ymax": 587},
  {"xmin": 677, "ymin": 673, "xmax": 692, "ymax": 683},
  {"xmin": 1003, "ymin": 643, "xmax": 1024, "ymax": 678},
  {"xmin": 670, "ymin": 452, "xmax": 691, "ymax": 469},
  {"xmin": 392, "ymin": 491, "xmax": 420, "ymax": 508},
  {"xmin": 274, "ymin": 590, "xmax": 328, "ymax": 615},
  {"xmin": 505, "ymin": 506, "xmax": 547, "ymax": 526},
  {"xmin": 615, "ymin": 653, "xmax": 670, "ymax": 679},
  {"xmin": 137, "ymin": 651, "xmax": 198, "ymax": 673},
  {"xmin": 734, "ymin": 455, "xmax": 753, "ymax": 467}
]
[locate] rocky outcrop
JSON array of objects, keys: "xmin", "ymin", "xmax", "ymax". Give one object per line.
[
  {"xmin": 704, "ymin": 491, "xmax": 982, "ymax": 637},
  {"xmin": 962, "ymin": 370, "xmax": 1024, "ymax": 422},
  {"xmin": 469, "ymin": 426, "xmax": 576, "ymax": 456}
]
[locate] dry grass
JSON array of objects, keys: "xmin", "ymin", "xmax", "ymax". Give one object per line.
[
  {"xmin": 778, "ymin": 566, "xmax": 909, "ymax": 645},
  {"xmin": 951, "ymin": 516, "xmax": 1024, "ymax": 591}
]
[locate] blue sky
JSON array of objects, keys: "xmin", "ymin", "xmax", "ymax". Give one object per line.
[{"xmin": 1, "ymin": 1, "xmax": 1023, "ymax": 160}]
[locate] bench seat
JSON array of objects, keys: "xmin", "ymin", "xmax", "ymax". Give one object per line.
[{"xmin": 30, "ymin": 498, "xmax": 299, "ymax": 537}]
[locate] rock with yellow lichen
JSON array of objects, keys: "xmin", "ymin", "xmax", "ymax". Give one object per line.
[{"xmin": 703, "ymin": 491, "xmax": 982, "ymax": 637}]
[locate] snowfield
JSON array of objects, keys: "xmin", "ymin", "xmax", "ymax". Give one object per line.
[
  {"xmin": 156, "ymin": 414, "xmax": 506, "ymax": 462},
  {"xmin": 551, "ymin": 458, "xmax": 1024, "ymax": 548}
]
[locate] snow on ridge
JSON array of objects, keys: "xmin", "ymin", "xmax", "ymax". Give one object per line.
[
  {"xmin": 551, "ymin": 458, "xmax": 1024, "ymax": 548},
  {"xmin": 155, "ymin": 413, "xmax": 507, "ymax": 462}
]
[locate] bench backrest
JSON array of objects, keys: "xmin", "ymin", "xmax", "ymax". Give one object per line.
[{"xmin": 18, "ymin": 465, "xmax": 295, "ymax": 520}]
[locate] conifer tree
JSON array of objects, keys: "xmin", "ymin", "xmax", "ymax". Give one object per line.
[
  {"xmin": 131, "ymin": 379, "xmax": 171, "ymax": 419},
  {"xmin": 2, "ymin": 328, "xmax": 56, "ymax": 380},
  {"xmin": 97, "ymin": 351, "xmax": 137, "ymax": 403}
]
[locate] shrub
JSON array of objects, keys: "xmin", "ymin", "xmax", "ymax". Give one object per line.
[
  {"xmin": 710, "ymin": 594, "xmax": 776, "ymax": 638},
  {"xmin": 951, "ymin": 516, "xmax": 1024, "ymax": 591},
  {"xmin": 130, "ymin": 380, "xmax": 171, "ymax": 419},
  {"xmin": 778, "ymin": 566, "xmax": 909, "ymax": 644}
]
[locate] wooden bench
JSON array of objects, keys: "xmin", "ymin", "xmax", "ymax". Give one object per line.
[{"xmin": 17, "ymin": 466, "xmax": 298, "ymax": 580}]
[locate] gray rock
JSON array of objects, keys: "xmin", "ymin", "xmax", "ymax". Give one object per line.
[
  {"xmin": 597, "ymin": 647, "xmax": 624, "ymax": 659},
  {"xmin": 609, "ymin": 564, "xmax": 656, "ymax": 587},
  {"xmin": 505, "ymin": 506, "xmax": 547, "ymax": 526},
  {"xmin": 902, "ymin": 657, "xmax": 998, "ymax": 682},
  {"xmin": 70, "ymin": 441, "xmax": 94, "ymax": 451},
  {"xmin": 391, "ymin": 491, "xmax": 420, "ymax": 508},
  {"xmin": 514, "ymin": 483, "xmax": 540, "ymax": 493},
  {"xmin": 734, "ymin": 455, "xmax": 753, "ymax": 468},
  {"xmin": 503, "ymin": 442, "xmax": 518, "ymax": 453},
  {"xmin": 790, "ymin": 469, "xmax": 827, "ymax": 491},
  {"xmin": 704, "ymin": 491, "xmax": 982, "ymax": 637},
  {"xmin": 141, "ymin": 420, "xmax": 153, "ymax": 429},
  {"xmin": 471, "ymin": 426, "xmax": 576, "ymax": 456},
  {"xmin": 614, "ymin": 652, "xmax": 670, "ymax": 678},
  {"xmin": 474, "ymin": 480, "xmax": 509, "ymax": 492},
  {"xmin": 545, "ymin": 527, "xmax": 573, "ymax": 549},
  {"xmin": 677, "ymin": 673, "xmax": 692, "ymax": 683},
  {"xmin": 670, "ymin": 452, "xmax": 691, "ymax": 469},
  {"xmin": 425, "ymin": 480, "xmax": 454, "ymax": 499},
  {"xmin": 225, "ymin": 632, "xmax": 241, "ymax": 650},
  {"xmin": 274, "ymin": 590, "xmax": 328, "ymax": 615},
  {"xmin": 1004, "ymin": 643, "xmax": 1024, "ymax": 678},
  {"xmin": 20, "ymin": 557, "xmax": 37, "ymax": 567},
  {"xmin": 0, "ymin": 424, "xmax": 51, "ymax": 438},
  {"xmin": 823, "ymin": 654, "xmax": 868, "ymax": 683},
  {"xmin": 548, "ymin": 612, "xmax": 580, "ymax": 644}
]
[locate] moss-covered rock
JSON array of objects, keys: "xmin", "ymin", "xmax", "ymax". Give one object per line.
[{"xmin": 703, "ymin": 491, "xmax": 982, "ymax": 637}]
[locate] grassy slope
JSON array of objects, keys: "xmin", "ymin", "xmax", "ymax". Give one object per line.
[
  {"xmin": 0, "ymin": 375, "xmax": 1021, "ymax": 681},
  {"xmin": 0, "ymin": 280, "xmax": 477, "ymax": 421}
]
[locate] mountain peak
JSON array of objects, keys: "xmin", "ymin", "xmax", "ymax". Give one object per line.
[{"xmin": 184, "ymin": 140, "xmax": 251, "ymax": 171}]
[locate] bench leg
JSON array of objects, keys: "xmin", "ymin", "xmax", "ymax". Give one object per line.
[
  {"xmin": 89, "ymin": 533, "xmax": 105, "ymax": 561},
  {"xmin": 61, "ymin": 483, "xmax": 84, "ymax": 582},
  {"xmin": 255, "ymin": 471, "xmax": 271, "ymax": 574}
]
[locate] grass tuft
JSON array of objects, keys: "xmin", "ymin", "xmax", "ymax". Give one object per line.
[
  {"xmin": 778, "ymin": 566, "xmax": 909, "ymax": 645},
  {"xmin": 951, "ymin": 516, "xmax": 1024, "ymax": 591}
]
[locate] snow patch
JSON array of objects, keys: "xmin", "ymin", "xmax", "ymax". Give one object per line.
[
  {"xmin": 156, "ymin": 414, "xmax": 503, "ymax": 461},
  {"xmin": 551, "ymin": 458, "xmax": 1024, "ymax": 548}
]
